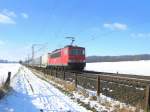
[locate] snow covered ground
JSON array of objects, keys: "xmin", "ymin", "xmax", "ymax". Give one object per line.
[
  {"xmin": 0, "ymin": 63, "xmax": 20, "ymax": 85},
  {"xmin": 0, "ymin": 65, "xmax": 89, "ymax": 112},
  {"xmin": 85, "ymin": 60, "xmax": 150, "ymax": 76},
  {"xmin": 0, "ymin": 61, "xmax": 148, "ymax": 112}
]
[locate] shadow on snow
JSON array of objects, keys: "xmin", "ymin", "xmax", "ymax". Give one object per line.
[{"xmin": 0, "ymin": 88, "xmax": 41, "ymax": 112}]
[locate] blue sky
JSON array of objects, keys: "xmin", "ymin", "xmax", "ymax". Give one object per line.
[{"xmin": 0, "ymin": 0, "xmax": 150, "ymax": 61}]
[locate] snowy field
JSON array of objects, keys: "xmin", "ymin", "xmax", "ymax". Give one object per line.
[
  {"xmin": 85, "ymin": 60, "xmax": 150, "ymax": 76},
  {"xmin": 0, "ymin": 66, "xmax": 88, "ymax": 112},
  {"xmin": 0, "ymin": 63, "xmax": 21, "ymax": 84}
]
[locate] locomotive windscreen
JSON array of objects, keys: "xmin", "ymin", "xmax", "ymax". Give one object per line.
[{"xmin": 69, "ymin": 49, "xmax": 85, "ymax": 55}]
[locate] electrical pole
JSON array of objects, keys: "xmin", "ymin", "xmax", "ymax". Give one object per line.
[{"xmin": 31, "ymin": 43, "xmax": 48, "ymax": 66}]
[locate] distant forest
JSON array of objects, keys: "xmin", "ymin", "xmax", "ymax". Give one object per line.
[
  {"xmin": 0, "ymin": 59, "xmax": 8, "ymax": 63},
  {"xmin": 1, "ymin": 54, "xmax": 150, "ymax": 63},
  {"xmin": 86, "ymin": 54, "xmax": 150, "ymax": 63},
  {"xmin": 0, "ymin": 59, "xmax": 17, "ymax": 63}
]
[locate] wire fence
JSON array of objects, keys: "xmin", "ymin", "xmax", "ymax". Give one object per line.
[{"xmin": 30, "ymin": 66, "xmax": 150, "ymax": 111}]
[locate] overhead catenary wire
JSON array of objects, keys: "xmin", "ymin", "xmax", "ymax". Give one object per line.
[{"xmin": 79, "ymin": 21, "xmax": 150, "ymax": 48}]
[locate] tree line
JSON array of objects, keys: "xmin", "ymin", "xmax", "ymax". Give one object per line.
[{"xmin": 86, "ymin": 54, "xmax": 150, "ymax": 63}]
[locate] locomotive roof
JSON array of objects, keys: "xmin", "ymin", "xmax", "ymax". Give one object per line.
[
  {"xmin": 64, "ymin": 45, "xmax": 85, "ymax": 49},
  {"xmin": 50, "ymin": 45, "xmax": 85, "ymax": 53}
]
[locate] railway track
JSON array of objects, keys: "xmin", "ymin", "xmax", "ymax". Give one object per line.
[
  {"xmin": 28, "ymin": 65, "xmax": 150, "ymax": 85},
  {"xmin": 26, "ymin": 65, "xmax": 150, "ymax": 80},
  {"xmin": 68, "ymin": 70, "xmax": 150, "ymax": 81}
]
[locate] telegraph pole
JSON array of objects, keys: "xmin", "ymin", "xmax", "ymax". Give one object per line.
[{"xmin": 32, "ymin": 45, "xmax": 34, "ymax": 66}]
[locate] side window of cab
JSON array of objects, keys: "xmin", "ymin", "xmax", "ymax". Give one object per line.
[{"xmin": 64, "ymin": 49, "xmax": 68, "ymax": 55}]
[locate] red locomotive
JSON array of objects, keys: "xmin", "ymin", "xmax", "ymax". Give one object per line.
[
  {"xmin": 48, "ymin": 45, "xmax": 86, "ymax": 70},
  {"xmin": 27, "ymin": 37, "xmax": 86, "ymax": 70}
]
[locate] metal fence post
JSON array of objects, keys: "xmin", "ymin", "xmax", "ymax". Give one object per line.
[
  {"xmin": 145, "ymin": 85, "xmax": 150, "ymax": 111},
  {"xmin": 55, "ymin": 70, "xmax": 57, "ymax": 77},
  {"xmin": 50, "ymin": 69, "xmax": 52, "ymax": 76},
  {"xmin": 45, "ymin": 69, "xmax": 47, "ymax": 75},
  {"xmin": 43, "ymin": 68, "xmax": 45, "ymax": 75},
  {"xmin": 75, "ymin": 73, "xmax": 77, "ymax": 88},
  {"xmin": 63, "ymin": 71, "xmax": 65, "ymax": 80},
  {"xmin": 97, "ymin": 75, "xmax": 100, "ymax": 96}
]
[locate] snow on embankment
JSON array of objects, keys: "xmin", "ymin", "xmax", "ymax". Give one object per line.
[
  {"xmin": 0, "ymin": 66, "xmax": 89, "ymax": 112},
  {"xmin": 85, "ymin": 60, "xmax": 150, "ymax": 76},
  {"xmin": 0, "ymin": 63, "xmax": 21, "ymax": 84}
]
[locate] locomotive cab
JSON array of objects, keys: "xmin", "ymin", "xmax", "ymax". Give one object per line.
[{"xmin": 67, "ymin": 46, "xmax": 86, "ymax": 70}]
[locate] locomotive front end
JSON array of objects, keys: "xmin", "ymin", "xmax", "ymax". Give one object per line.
[{"xmin": 68, "ymin": 46, "xmax": 86, "ymax": 70}]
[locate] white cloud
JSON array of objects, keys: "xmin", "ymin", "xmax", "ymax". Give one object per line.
[
  {"xmin": 0, "ymin": 9, "xmax": 29, "ymax": 24},
  {"xmin": 0, "ymin": 13, "xmax": 15, "ymax": 24},
  {"xmin": 21, "ymin": 13, "xmax": 29, "ymax": 19},
  {"xmin": 131, "ymin": 33, "xmax": 150, "ymax": 38},
  {"xmin": 0, "ymin": 9, "xmax": 16, "ymax": 24},
  {"xmin": 0, "ymin": 40, "xmax": 4, "ymax": 45},
  {"xmin": 2, "ymin": 9, "xmax": 17, "ymax": 17},
  {"xmin": 104, "ymin": 22, "xmax": 127, "ymax": 31}
]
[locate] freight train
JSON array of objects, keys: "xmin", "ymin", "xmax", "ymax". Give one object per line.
[{"xmin": 27, "ymin": 45, "xmax": 86, "ymax": 70}]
